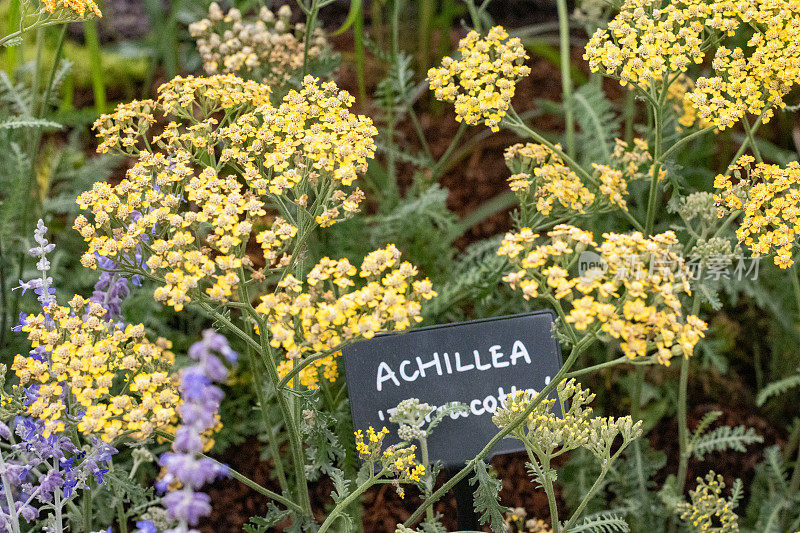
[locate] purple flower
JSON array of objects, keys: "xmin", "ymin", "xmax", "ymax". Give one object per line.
[
  {"xmin": 135, "ymin": 521, "xmax": 157, "ymax": 533},
  {"xmin": 14, "ymin": 220, "xmax": 57, "ymax": 309},
  {"xmin": 157, "ymin": 330, "xmax": 237, "ymax": 527},
  {"xmin": 162, "ymin": 490, "xmax": 212, "ymax": 526},
  {"xmin": 160, "ymin": 454, "xmax": 226, "ymax": 490}
]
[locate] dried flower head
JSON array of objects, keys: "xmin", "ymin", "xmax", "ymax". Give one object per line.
[{"xmin": 189, "ymin": 2, "xmax": 330, "ymax": 86}]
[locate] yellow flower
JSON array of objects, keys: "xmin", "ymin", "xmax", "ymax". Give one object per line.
[
  {"xmin": 9, "ymin": 297, "xmax": 177, "ymax": 441},
  {"xmin": 584, "ymin": 0, "xmax": 800, "ymax": 130},
  {"xmin": 41, "ymin": 0, "xmax": 101, "ymax": 17},
  {"xmin": 262, "ymin": 246, "xmax": 436, "ymax": 390},
  {"xmin": 714, "ymin": 156, "xmax": 800, "ymax": 268},
  {"xmin": 428, "ymin": 26, "xmax": 530, "ymax": 131},
  {"xmin": 498, "ymin": 225, "xmax": 707, "ymax": 364}
]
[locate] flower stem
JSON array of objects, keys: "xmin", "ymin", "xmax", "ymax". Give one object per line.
[
  {"xmin": 674, "ymin": 356, "xmax": 691, "ymax": 493},
  {"xmin": 644, "ymin": 103, "xmax": 663, "ymax": 236},
  {"xmin": 556, "ymin": 0, "xmax": 575, "ymax": 160},
  {"xmin": 402, "ymin": 334, "xmax": 596, "ymax": 527},
  {"xmin": 317, "ymin": 475, "xmax": 377, "ymax": 533}
]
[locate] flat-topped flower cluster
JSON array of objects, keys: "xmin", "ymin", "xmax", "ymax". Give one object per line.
[
  {"xmin": 498, "ymin": 225, "xmax": 707, "ymax": 364},
  {"xmin": 584, "ymin": 0, "xmax": 800, "ymax": 130},
  {"xmin": 427, "ymin": 26, "xmax": 530, "ymax": 131}
]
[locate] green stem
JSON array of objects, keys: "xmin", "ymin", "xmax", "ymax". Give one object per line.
[
  {"xmin": 317, "ymin": 475, "xmax": 377, "ymax": 533},
  {"xmin": 564, "ymin": 355, "xmax": 651, "ymax": 380},
  {"xmin": 727, "ymin": 111, "xmax": 766, "ymax": 168},
  {"xmin": 542, "ymin": 456, "xmax": 560, "ymax": 533},
  {"xmin": 659, "ymin": 126, "xmax": 715, "ymax": 163},
  {"xmin": 644, "ymin": 103, "xmax": 663, "ymax": 235},
  {"xmin": 555, "ymin": 0, "xmax": 574, "ymax": 160},
  {"xmin": 675, "ymin": 352, "xmax": 691, "ymax": 493},
  {"xmin": 402, "ymin": 335, "xmax": 595, "ymax": 527},
  {"xmin": 83, "ymin": 19, "xmax": 105, "ymax": 114},
  {"xmin": 419, "ymin": 436, "xmax": 434, "ymax": 524},
  {"xmin": 562, "ymin": 465, "xmax": 613, "ymax": 531},
  {"xmin": 82, "ymin": 483, "xmax": 92, "ymax": 532},
  {"xmin": 42, "ymin": 25, "xmax": 68, "ymax": 116},
  {"xmin": 247, "ymin": 346, "xmax": 290, "ymax": 493},
  {"xmin": 676, "ymin": 295, "xmax": 701, "ymax": 493},
  {"xmin": 742, "ymin": 116, "xmax": 763, "ymax": 163},
  {"xmin": 623, "ymin": 89, "xmax": 635, "ymax": 143},
  {"xmin": 432, "ymin": 122, "xmax": 467, "ymax": 179}
]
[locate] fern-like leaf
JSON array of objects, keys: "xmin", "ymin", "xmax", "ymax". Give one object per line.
[
  {"xmin": 470, "ymin": 459, "xmax": 508, "ymax": 533},
  {"xmin": 572, "ymin": 80, "xmax": 621, "ymax": 166},
  {"xmin": 568, "ymin": 511, "xmax": 630, "ymax": 532},
  {"xmin": 756, "ymin": 370, "xmax": 800, "ymax": 406},
  {"xmin": 0, "ymin": 118, "xmax": 63, "ymax": 130},
  {"xmin": 691, "ymin": 425, "xmax": 763, "ymax": 460},
  {"xmin": 690, "ymin": 410, "xmax": 722, "ymax": 441}
]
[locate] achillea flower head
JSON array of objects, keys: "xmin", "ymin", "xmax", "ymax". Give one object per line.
[
  {"xmin": 9, "ymin": 293, "xmax": 177, "ymax": 440},
  {"xmin": 428, "ymin": 26, "xmax": 530, "ymax": 132},
  {"xmin": 505, "ymin": 140, "xmax": 655, "ymax": 215},
  {"xmin": 79, "ymin": 74, "xmax": 376, "ymax": 312},
  {"xmin": 258, "ymin": 245, "xmax": 437, "ymax": 390},
  {"xmin": 190, "ymin": 3, "xmax": 330, "ymax": 85},
  {"xmin": 584, "ymin": 0, "xmax": 800, "ymax": 130},
  {"xmin": 498, "ymin": 225, "xmax": 707, "ymax": 364},
  {"xmin": 158, "ymin": 330, "xmax": 236, "ymax": 528},
  {"xmin": 714, "ymin": 156, "xmax": 800, "ymax": 268},
  {"xmin": 40, "ymin": 0, "xmax": 101, "ymax": 17}
]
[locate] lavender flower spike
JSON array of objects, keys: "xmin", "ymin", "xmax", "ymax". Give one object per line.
[
  {"xmin": 15, "ymin": 219, "xmax": 56, "ymax": 309},
  {"xmin": 158, "ymin": 330, "xmax": 237, "ymax": 529}
]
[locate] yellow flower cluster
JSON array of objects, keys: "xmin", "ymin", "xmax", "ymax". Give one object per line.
[
  {"xmin": 428, "ymin": 26, "xmax": 530, "ymax": 131},
  {"xmin": 667, "ymin": 74, "xmax": 713, "ymax": 130},
  {"xmin": 41, "ymin": 0, "xmax": 101, "ymax": 17},
  {"xmin": 258, "ymin": 245, "xmax": 437, "ymax": 389},
  {"xmin": 714, "ymin": 156, "xmax": 800, "ymax": 268},
  {"xmin": 498, "ymin": 225, "xmax": 707, "ymax": 364},
  {"xmin": 678, "ymin": 472, "xmax": 739, "ymax": 532},
  {"xmin": 504, "ymin": 143, "xmax": 594, "ymax": 215},
  {"xmin": 220, "ymin": 74, "xmax": 376, "ymax": 219},
  {"xmin": 354, "ymin": 426, "xmax": 426, "ymax": 490},
  {"xmin": 591, "ymin": 138, "xmax": 660, "ymax": 211},
  {"xmin": 10, "ymin": 295, "xmax": 177, "ymax": 441},
  {"xmin": 189, "ymin": 3, "xmax": 329, "ymax": 85},
  {"xmin": 505, "ymin": 140, "xmax": 654, "ymax": 215},
  {"xmin": 79, "ymin": 74, "xmax": 375, "ymax": 312},
  {"xmin": 584, "ymin": 0, "xmax": 800, "ymax": 130}
]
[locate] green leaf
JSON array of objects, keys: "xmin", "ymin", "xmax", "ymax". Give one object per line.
[
  {"xmin": 572, "ymin": 79, "xmax": 621, "ymax": 166},
  {"xmin": 757, "ymin": 370, "xmax": 800, "ymax": 406},
  {"xmin": 0, "ymin": 118, "xmax": 64, "ymax": 130},
  {"xmin": 568, "ymin": 511, "xmax": 630, "ymax": 532},
  {"xmin": 691, "ymin": 425, "xmax": 763, "ymax": 460},
  {"xmin": 690, "ymin": 410, "xmax": 722, "ymax": 441},
  {"xmin": 332, "ymin": 0, "xmax": 362, "ymax": 35},
  {"xmin": 470, "ymin": 459, "xmax": 508, "ymax": 533}
]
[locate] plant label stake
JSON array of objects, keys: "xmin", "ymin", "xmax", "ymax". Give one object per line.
[{"xmin": 343, "ymin": 311, "xmax": 563, "ymax": 527}]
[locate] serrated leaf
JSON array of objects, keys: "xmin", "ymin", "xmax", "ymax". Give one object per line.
[
  {"xmin": 568, "ymin": 511, "xmax": 630, "ymax": 533},
  {"xmin": 690, "ymin": 410, "xmax": 722, "ymax": 441},
  {"xmin": 691, "ymin": 425, "xmax": 763, "ymax": 460},
  {"xmin": 0, "ymin": 118, "xmax": 63, "ymax": 131},
  {"xmin": 470, "ymin": 459, "xmax": 508, "ymax": 533},
  {"xmin": 573, "ymin": 80, "xmax": 621, "ymax": 166},
  {"xmin": 757, "ymin": 370, "xmax": 800, "ymax": 406}
]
